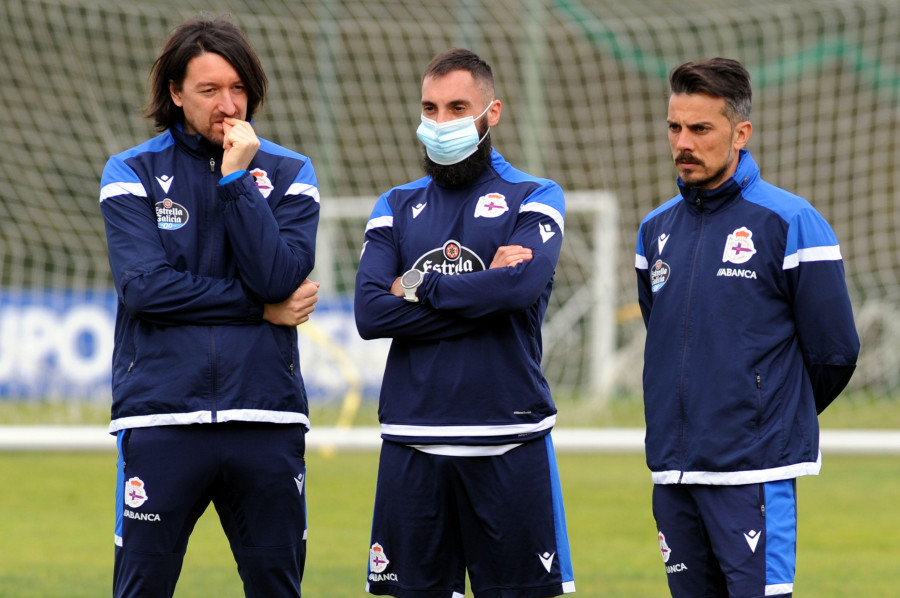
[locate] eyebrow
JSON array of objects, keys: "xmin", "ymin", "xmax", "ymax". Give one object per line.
[{"xmin": 422, "ymin": 98, "xmax": 474, "ymax": 106}]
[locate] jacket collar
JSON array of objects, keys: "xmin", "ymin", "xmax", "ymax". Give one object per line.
[
  {"xmin": 677, "ymin": 149, "xmax": 759, "ymax": 212},
  {"xmin": 170, "ymin": 123, "xmax": 224, "ymax": 162}
]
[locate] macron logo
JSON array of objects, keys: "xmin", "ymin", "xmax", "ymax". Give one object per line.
[
  {"xmin": 657, "ymin": 233, "xmax": 670, "ymax": 254},
  {"xmin": 156, "ymin": 175, "xmax": 174, "ymax": 194},
  {"xmin": 743, "ymin": 530, "xmax": 761, "ymax": 553},
  {"xmin": 294, "ymin": 473, "xmax": 305, "ymax": 496},
  {"xmin": 412, "ymin": 203, "xmax": 427, "ymax": 218},
  {"xmin": 539, "ymin": 223, "xmax": 556, "ymax": 243},
  {"xmin": 538, "ymin": 552, "xmax": 555, "ymax": 573}
]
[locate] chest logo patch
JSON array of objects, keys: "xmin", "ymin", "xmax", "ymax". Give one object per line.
[
  {"xmin": 250, "ymin": 168, "xmax": 273, "ymax": 198},
  {"xmin": 650, "ymin": 259, "xmax": 670, "ymax": 293},
  {"xmin": 474, "ymin": 192, "xmax": 509, "ymax": 218},
  {"xmin": 155, "ymin": 198, "xmax": 189, "ymax": 230},
  {"xmin": 411, "ymin": 239, "xmax": 486, "ymax": 276},
  {"xmin": 722, "ymin": 227, "xmax": 757, "ymax": 264}
]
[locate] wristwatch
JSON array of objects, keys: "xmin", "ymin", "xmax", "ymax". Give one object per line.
[{"xmin": 400, "ymin": 269, "xmax": 424, "ymax": 303}]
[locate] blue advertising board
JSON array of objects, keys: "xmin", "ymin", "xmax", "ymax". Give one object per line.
[{"xmin": 0, "ymin": 290, "xmax": 387, "ymax": 403}]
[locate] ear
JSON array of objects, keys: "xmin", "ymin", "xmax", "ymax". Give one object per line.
[
  {"xmin": 733, "ymin": 120, "xmax": 752, "ymax": 150},
  {"xmin": 487, "ymin": 99, "xmax": 502, "ymax": 127},
  {"xmin": 170, "ymin": 80, "xmax": 184, "ymax": 108}
]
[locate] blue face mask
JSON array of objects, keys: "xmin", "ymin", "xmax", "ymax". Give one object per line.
[{"xmin": 416, "ymin": 102, "xmax": 493, "ymax": 165}]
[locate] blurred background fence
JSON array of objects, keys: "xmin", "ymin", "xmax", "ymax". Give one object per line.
[{"xmin": 1, "ymin": 0, "xmax": 898, "ymax": 413}]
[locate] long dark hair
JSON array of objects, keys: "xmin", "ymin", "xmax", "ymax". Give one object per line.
[{"xmin": 144, "ymin": 15, "xmax": 268, "ymax": 131}]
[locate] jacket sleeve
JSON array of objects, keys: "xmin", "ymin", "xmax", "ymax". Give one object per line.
[
  {"xmin": 219, "ymin": 159, "xmax": 319, "ymax": 303},
  {"xmin": 354, "ymin": 195, "xmax": 485, "ymax": 341},
  {"xmin": 784, "ymin": 207, "xmax": 860, "ymax": 414},
  {"xmin": 416, "ymin": 182, "xmax": 565, "ymax": 318},
  {"xmin": 635, "ymin": 223, "xmax": 652, "ymax": 328},
  {"xmin": 100, "ymin": 156, "xmax": 263, "ymax": 326}
]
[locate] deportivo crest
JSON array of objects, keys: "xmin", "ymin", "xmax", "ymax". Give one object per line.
[
  {"xmin": 155, "ymin": 198, "xmax": 189, "ymax": 230},
  {"xmin": 650, "ymin": 259, "xmax": 671, "ymax": 293},
  {"xmin": 124, "ymin": 477, "xmax": 149, "ymax": 508},
  {"xmin": 409, "ymin": 239, "xmax": 486, "ymax": 276},
  {"xmin": 722, "ymin": 227, "xmax": 757, "ymax": 264},
  {"xmin": 249, "ymin": 168, "xmax": 273, "ymax": 198},
  {"xmin": 369, "ymin": 543, "xmax": 390, "ymax": 573},
  {"xmin": 658, "ymin": 531, "xmax": 671, "ymax": 563},
  {"xmin": 474, "ymin": 192, "xmax": 509, "ymax": 218}
]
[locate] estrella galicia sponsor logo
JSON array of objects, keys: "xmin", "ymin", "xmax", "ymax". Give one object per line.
[
  {"xmin": 650, "ymin": 259, "xmax": 670, "ymax": 293},
  {"xmin": 410, "ymin": 239, "xmax": 486, "ymax": 275},
  {"xmin": 155, "ymin": 198, "xmax": 189, "ymax": 230}
]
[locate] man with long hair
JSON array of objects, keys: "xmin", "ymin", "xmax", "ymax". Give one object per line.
[{"xmin": 99, "ymin": 16, "xmax": 319, "ymax": 597}]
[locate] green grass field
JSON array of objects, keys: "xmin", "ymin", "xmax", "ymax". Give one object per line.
[{"xmin": 0, "ymin": 448, "xmax": 897, "ymax": 597}]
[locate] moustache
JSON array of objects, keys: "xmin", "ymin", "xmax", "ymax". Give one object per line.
[{"xmin": 675, "ymin": 152, "xmax": 702, "ymax": 165}]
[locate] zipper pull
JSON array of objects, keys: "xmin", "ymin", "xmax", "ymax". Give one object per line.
[
  {"xmin": 209, "ymin": 157, "xmax": 216, "ymax": 173},
  {"xmin": 756, "ymin": 373, "xmax": 761, "ymax": 389},
  {"xmin": 290, "ymin": 363, "xmax": 295, "ymax": 376}
]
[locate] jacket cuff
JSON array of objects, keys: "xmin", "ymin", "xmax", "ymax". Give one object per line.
[{"xmin": 217, "ymin": 170, "xmax": 253, "ymax": 202}]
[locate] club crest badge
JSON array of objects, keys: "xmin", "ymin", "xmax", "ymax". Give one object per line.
[
  {"xmin": 369, "ymin": 543, "xmax": 390, "ymax": 573},
  {"xmin": 474, "ymin": 192, "xmax": 508, "ymax": 218},
  {"xmin": 658, "ymin": 531, "xmax": 672, "ymax": 563},
  {"xmin": 722, "ymin": 227, "xmax": 757, "ymax": 264},
  {"xmin": 250, "ymin": 168, "xmax": 274, "ymax": 198},
  {"xmin": 650, "ymin": 259, "xmax": 671, "ymax": 293},
  {"xmin": 124, "ymin": 477, "xmax": 149, "ymax": 508}
]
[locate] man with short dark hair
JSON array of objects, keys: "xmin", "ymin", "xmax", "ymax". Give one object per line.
[
  {"xmin": 99, "ymin": 15, "xmax": 319, "ymax": 597},
  {"xmin": 355, "ymin": 48, "xmax": 575, "ymax": 597},
  {"xmin": 635, "ymin": 57, "xmax": 859, "ymax": 598}
]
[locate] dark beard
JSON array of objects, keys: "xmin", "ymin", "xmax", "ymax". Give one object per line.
[{"xmin": 423, "ymin": 133, "xmax": 493, "ymax": 189}]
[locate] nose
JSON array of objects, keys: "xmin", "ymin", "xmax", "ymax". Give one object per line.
[
  {"xmin": 673, "ymin": 130, "xmax": 693, "ymax": 152},
  {"xmin": 433, "ymin": 109, "xmax": 455, "ymax": 124},
  {"xmin": 218, "ymin": 91, "xmax": 236, "ymax": 117}
]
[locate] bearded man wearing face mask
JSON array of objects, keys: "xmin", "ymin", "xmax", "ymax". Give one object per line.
[{"xmin": 354, "ymin": 49, "xmax": 575, "ymax": 598}]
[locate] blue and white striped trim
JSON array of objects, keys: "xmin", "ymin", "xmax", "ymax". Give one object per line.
[
  {"xmin": 286, "ymin": 182, "xmax": 320, "ymax": 203},
  {"xmin": 99, "ymin": 182, "xmax": 147, "ymax": 203},
  {"xmin": 521, "ymin": 202, "xmax": 565, "ymax": 234},
  {"xmin": 365, "ymin": 215, "xmax": 393, "ymax": 232},
  {"xmin": 108, "ymin": 409, "xmax": 310, "ymax": 433},
  {"xmin": 782, "ymin": 245, "xmax": 842, "ymax": 269},
  {"xmin": 409, "ymin": 443, "xmax": 523, "ymax": 456},
  {"xmin": 766, "ymin": 583, "xmax": 794, "ymax": 595},
  {"xmin": 651, "ymin": 451, "xmax": 821, "ymax": 485},
  {"xmin": 381, "ymin": 414, "xmax": 556, "ymax": 439}
]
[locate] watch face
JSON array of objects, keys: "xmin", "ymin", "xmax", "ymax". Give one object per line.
[{"xmin": 401, "ymin": 269, "xmax": 422, "ymax": 287}]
